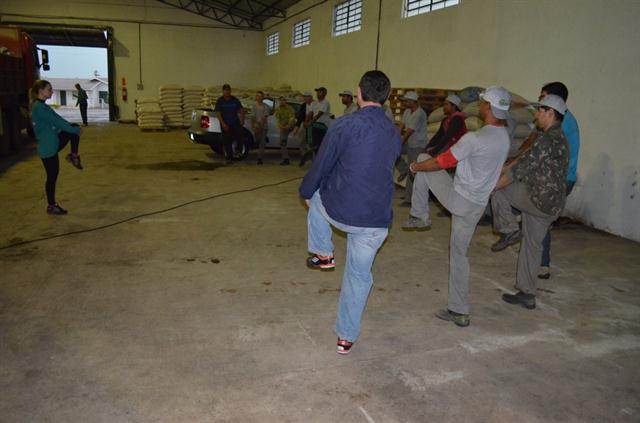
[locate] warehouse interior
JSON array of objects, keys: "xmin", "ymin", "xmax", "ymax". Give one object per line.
[{"xmin": 1, "ymin": 0, "xmax": 639, "ymax": 421}]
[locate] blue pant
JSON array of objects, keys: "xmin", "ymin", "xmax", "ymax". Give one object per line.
[
  {"xmin": 540, "ymin": 181, "xmax": 575, "ymax": 266},
  {"xmin": 307, "ymin": 191, "xmax": 388, "ymax": 342}
]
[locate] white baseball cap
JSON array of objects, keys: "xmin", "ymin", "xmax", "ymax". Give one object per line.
[
  {"xmin": 401, "ymin": 91, "xmax": 419, "ymax": 101},
  {"xmin": 302, "ymin": 91, "xmax": 313, "ymax": 97},
  {"xmin": 445, "ymin": 94, "xmax": 462, "ymax": 109},
  {"xmin": 479, "ymin": 86, "xmax": 512, "ymax": 119},
  {"xmin": 339, "ymin": 90, "xmax": 353, "ymax": 97},
  {"xmin": 531, "ymin": 94, "xmax": 567, "ymax": 115}
]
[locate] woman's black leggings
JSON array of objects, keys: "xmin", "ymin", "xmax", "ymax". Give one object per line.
[{"xmin": 41, "ymin": 131, "xmax": 80, "ymax": 205}]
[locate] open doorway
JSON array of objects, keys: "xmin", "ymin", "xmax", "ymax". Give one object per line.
[{"xmin": 40, "ymin": 45, "xmax": 109, "ymax": 124}]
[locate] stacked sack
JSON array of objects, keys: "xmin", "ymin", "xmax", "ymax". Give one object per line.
[
  {"xmin": 159, "ymin": 85, "xmax": 183, "ymax": 128},
  {"xmin": 202, "ymin": 85, "xmax": 221, "ymax": 108},
  {"xmin": 136, "ymin": 97, "xmax": 165, "ymax": 129},
  {"xmin": 182, "ymin": 86, "xmax": 204, "ymax": 127},
  {"xmin": 507, "ymin": 94, "xmax": 535, "ymax": 157}
]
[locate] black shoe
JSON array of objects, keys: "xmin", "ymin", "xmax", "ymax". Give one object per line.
[
  {"xmin": 435, "ymin": 309, "xmax": 470, "ymax": 327},
  {"xmin": 491, "ymin": 230, "xmax": 521, "ymax": 252},
  {"xmin": 225, "ymin": 159, "xmax": 233, "ymax": 165},
  {"xmin": 280, "ymin": 159, "xmax": 290, "ymax": 166},
  {"xmin": 538, "ymin": 266, "xmax": 551, "ymax": 279},
  {"xmin": 257, "ymin": 159, "xmax": 263, "ymax": 165},
  {"xmin": 47, "ymin": 204, "xmax": 68, "ymax": 215},
  {"xmin": 502, "ymin": 291, "xmax": 536, "ymax": 309},
  {"xmin": 65, "ymin": 154, "xmax": 83, "ymax": 170},
  {"xmin": 477, "ymin": 214, "xmax": 493, "ymax": 226},
  {"xmin": 299, "ymin": 151, "xmax": 311, "ymax": 167}
]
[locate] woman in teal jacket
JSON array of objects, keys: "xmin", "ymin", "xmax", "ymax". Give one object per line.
[{"xmin": 30, "ymin": 80, "xmax": 83, "ymax": 215}]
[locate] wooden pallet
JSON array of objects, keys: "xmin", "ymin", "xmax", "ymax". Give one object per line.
[
  {"xmin": 139, "ymin": 127, "xmax": 169, "ymax": 132},
  {"xmin": 389, "ymin": 87, "xmax": 459, "ymax": 122}
]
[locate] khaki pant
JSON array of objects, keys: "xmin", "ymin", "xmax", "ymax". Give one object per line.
[
  {"xmin": 492, "ymin": 182, "xmax": 557, "ymax": 295},
  {"xmin": 413, "ymin": 153, "xmax": 485, "ymax": 314}
]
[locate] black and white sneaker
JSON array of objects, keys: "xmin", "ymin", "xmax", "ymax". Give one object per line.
[{"xmin": 306, "ymin": 254, "xmax": 335, "ymax": 270}]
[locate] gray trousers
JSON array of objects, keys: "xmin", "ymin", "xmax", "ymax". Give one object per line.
[
  {"xmin": 396, "ymin": 146, "xmax": 424, "ymax": 202},
  {"xmin": 413, "ymin": 153, "xmax": 485, "ymax": 314},
  {"xmin": 255, "ymin": 125, "xmax": 266, "ymax": 159},
  {"xmin": 279, "ymin": 128, "xmax": 291, "ymax": 160},
  {"xmin": 492, "ymin": 182, "xmax": 557, "ymax": 296}
]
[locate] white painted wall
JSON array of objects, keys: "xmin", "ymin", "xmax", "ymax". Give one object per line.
[
  {"xmin": 1, "ymin": 0, "xmax": 638, "ymax": 240},
  {"xmin": 0, "ymin": 0, "xmax": 265, "ymax": 121},
  {"xmin": 261, "ymin": 0, "xmax": 640, "ymax": 241}
]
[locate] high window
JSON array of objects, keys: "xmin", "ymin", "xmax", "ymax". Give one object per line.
[
  {"xmin": 292, "ymin": 18, "xmax": 311, "ymax": 48},
  {"xmin": 403, "ymin": 0, "xmax": 460, "ymax": 18},
  {"xmin": 266, "ymin": 32, "xmax": 279, "ymax": 55},
  {"xmin": 333, "ymin": 0, "xmax": 362, "ymax": 36}
]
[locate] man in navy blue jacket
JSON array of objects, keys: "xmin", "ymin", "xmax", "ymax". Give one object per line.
[{"xmin": 299, "ymin": 70, "xmax": 402, "ymax": 355}]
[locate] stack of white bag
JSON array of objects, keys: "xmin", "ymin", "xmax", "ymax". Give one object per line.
[
  {"xmin": 201, "ymin": 86, "xmax": 221, "ymax": 108},
  {"xmin": 159, "ymin": 85, "xmax": 183, "ymax": 127},
  {"xmin": 136, "ymin": 97, "xmax": 165, "ymax": 129},
  {"xmin": 182, "ymin": 86, "xmax": 204, "ymax": 127}
]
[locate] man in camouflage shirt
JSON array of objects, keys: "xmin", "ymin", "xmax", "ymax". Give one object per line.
[{"xmin": 491, "ymin": 94, "xmax": 569, "ymax": 309}]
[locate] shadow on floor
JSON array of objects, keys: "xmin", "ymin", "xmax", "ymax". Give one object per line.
[{"xmin": 126, "ymin": 160, "xmax": 224, "ymax": 171}]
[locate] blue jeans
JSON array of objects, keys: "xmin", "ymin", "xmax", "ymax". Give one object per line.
[
  {"xmin": 541, "ymin": 181, "xmax": 575, "ymax": 267},
  {"xmin": 307, "ymin": 191, "xmax": 388, "ymax": 342}
]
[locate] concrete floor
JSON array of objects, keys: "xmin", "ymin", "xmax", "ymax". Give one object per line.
[{"xmin": 1, "ymin": 123, "xmax": 639, "ymax": 422}]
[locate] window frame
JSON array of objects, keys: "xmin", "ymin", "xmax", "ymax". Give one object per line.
[
  {"xmin": 403, "ymin": 0, "xmax": 461, "ymax": 18},
  {"xmin": 333, "ymin": 0, "xmax": 362, "ymax": 37},
  {"xmin": 292, "ymin": 18, "xmax": 311, "ymax": 48},
  {"xmin": 266, "ymin": 32, "xmax": 279, "ymax": 56}
]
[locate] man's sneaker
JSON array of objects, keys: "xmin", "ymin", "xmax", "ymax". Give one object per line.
[
  {"xmin": 280, "ymin": 159, "xmax": 290, "ymax": 166},
  {"xmin": 538, "ymin": 266, "xmax": 551, "ymax": 279},
  {"xmin": 502, "ymin": 291, "xmax": 536, "ymax": 309},
  {"xmin": 306, "ymin": 254, "xmax": 335, "ymax": 270},
  {"xmin": 47, "ymin": 204, "xmax": 68, "ymax": 215},
  {"xmin": 435, "ymin": 309, "xmax": 470, "ymax": 327},
  {"xmin": 337, "ymin": 338, "xmax": 353, "ymax": 355},
  {"xmin": 65, "ymin": 154, "xmax": 83, "ymax": 170},
  {"xmin": 257, "ymin": 158, "xmax": 263, "ymax": 165},
  {"xmin": 402, "ymin": 215, "xmax": 431, "ymax": 231},
  {"xmin": 491, "ymin": 230, "xmax": 521, "ymax": 252},
  {"xmin": 225, "ymin": 159, "xmax": 233, "ymax": 165}
]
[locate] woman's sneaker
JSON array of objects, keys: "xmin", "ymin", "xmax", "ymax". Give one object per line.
[
  {"xmin": 47, "ymin": 204, "xmax": 68, "ymax": 215},
  {"xmin": 65, "ymin": 154, "xmax": 83, "ymax": 170},
  {"xmin": 306, "ymin": 254, "xmax": 335, "ymax": 270},
  {"xmin": 337, "ymin": 338, "xmax": 353, "ymax": 355}
]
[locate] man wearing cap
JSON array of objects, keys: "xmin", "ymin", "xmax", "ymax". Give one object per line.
[
  {"xmin": 491, "ymin": 82, "xmax": 580, "ymax": 281},
  {"xmin": 402, "ymin": 93, "xmax": 468, "ymax": 230},
  {"xmin": 299, "ymin": 70, "xmax": 401, "ymax": 354},
  {"xmin": 397, "ymin": 91, "xmax": 428, "ymax": 205},
  {"xmin": 409, "ymin": 86, "xmax": 512, "ymax": 327},
  {"xmin": 300, "ymin": 87, "xmax": 332, "ymax": 166},
  {"xmin": 339, "ymin": 90, "xmax": 358, "ymax": 116},
  {"xmin": 294, "ymin": 91, "xmax": 314, "ymax": 165},
  {"xmin": 492, "ymin": 94, "xmax": 570, "ymax": 310},
  {"xmin": 215, "ymin": 84, "xmax": 246, "ymax": 164}
]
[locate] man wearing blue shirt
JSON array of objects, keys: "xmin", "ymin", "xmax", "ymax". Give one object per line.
[
  {"xmin": 215, "ymin": 84, "xmax": 246, "ymax": 164},
  {"xmin": 299, "ymin": 70, "xmax": 401, "ymax": 355}
]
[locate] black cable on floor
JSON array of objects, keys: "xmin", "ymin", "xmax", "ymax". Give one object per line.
[{"xmin": 0, "ymin": 176, "xmax": 303, "ymax": 251}]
